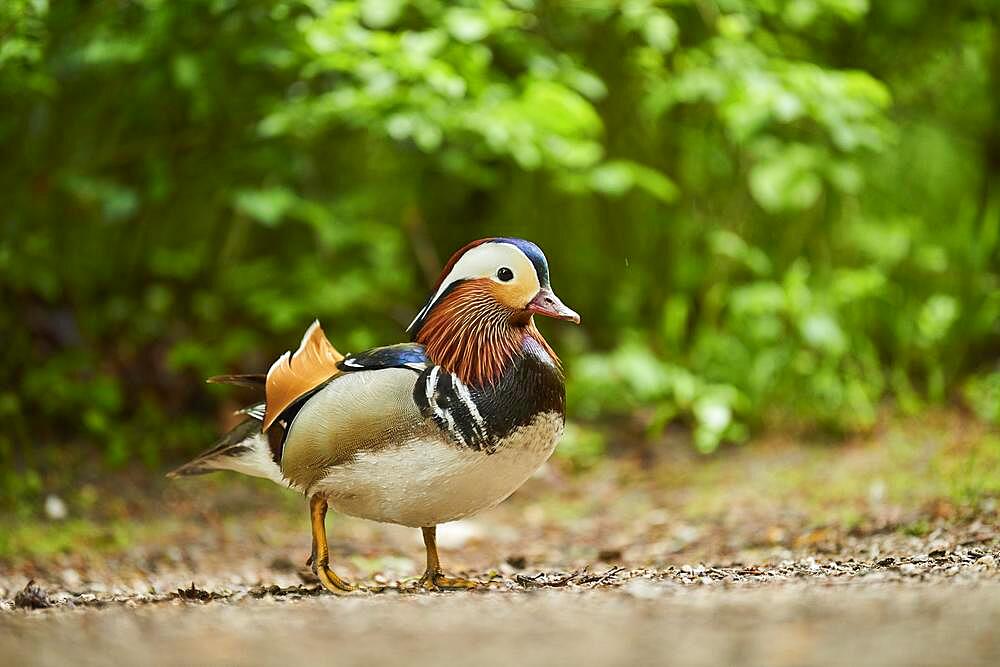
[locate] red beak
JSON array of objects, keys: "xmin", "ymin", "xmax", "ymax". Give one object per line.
[{"xmin": 526, "ymin": 288, "xmax": 580, "ymax": 324}]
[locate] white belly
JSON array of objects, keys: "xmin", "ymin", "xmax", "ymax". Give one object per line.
[{"xmin": 311, "ymin": 412, "xmax": 563, "ymax": 527}]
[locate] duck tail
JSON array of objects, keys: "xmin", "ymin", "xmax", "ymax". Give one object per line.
[
  {"xmin": 171, "ymin": 320, "xmax": 340, "ymax": 490},
  {"xmin": 167, "ymin": 408, "xmax": 287, "ymax": 487},
  {"xmin": 206, "ymin": 373, "xmax": 266, "ymax": 388}
]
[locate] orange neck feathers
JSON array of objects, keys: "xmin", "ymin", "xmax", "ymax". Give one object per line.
[{"xmin": 413, "ymin": 281, "xmax": 559, "ymax": 387}]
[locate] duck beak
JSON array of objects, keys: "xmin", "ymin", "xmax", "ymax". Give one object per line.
[{"xmin": 526, "ymin": 288, "xmax": 581, "ymax": 324}]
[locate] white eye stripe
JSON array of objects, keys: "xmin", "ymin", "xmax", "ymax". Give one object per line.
[{"xmin": 407, "ymin": 242, "xmax": 539, "ymax": 331}]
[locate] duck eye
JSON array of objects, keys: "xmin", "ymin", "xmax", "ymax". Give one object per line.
[{"xmin": 497, "ymin": 267, "xmax": 514, "ymax": 282}]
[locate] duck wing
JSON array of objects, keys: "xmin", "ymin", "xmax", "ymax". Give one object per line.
[{"xmin": 279, "ymin": 344, "xmax": 431, "ymax": 490}]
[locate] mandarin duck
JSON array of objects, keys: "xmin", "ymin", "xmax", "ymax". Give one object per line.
[{"xmin": 169, "ymin": 238, "xmax": 579, "ymax": 592}]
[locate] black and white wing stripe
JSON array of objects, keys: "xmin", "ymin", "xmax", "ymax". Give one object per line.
[
  {"xmin": 414, "ymin": 366, "xmax": 495, "ymax": 453},
  {"xmin": 237, "ymin": 402, "xmax": 266, "ymax": 421}
]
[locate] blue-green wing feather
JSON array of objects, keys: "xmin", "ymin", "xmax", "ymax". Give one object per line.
[{"xmin": 337, "ymin": 343, "xmax": 429, "ymax": 373}]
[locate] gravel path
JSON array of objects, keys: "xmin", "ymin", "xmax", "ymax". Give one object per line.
[
  {"xmin": 3, "ymin": 542, "xmax": 999, "ymax": 666},
  {"xmin": 3, "ymin": 423, "xmax": 998, "ymax": 666},
  {"xmin": 2, "ymin": 580, "xmax": 999, "ymax": 666}
]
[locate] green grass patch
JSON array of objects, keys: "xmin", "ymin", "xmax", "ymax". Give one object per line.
[{"xmin": 0, "ymin": 517, "xmax": 181, "ymax": 561}]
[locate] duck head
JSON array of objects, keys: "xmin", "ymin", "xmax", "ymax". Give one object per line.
[{"xmin": 407, "ymin": 238, "xmax": 580, "ymax": 386}]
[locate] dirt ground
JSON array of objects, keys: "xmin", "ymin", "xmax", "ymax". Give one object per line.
[
  {"xmin": 2, "ymin": 580, "xmax": 1000, "ymax": 667},
  {"xmin": 2, "ymin": 415, "xmax": 998, "ymax": 665}
]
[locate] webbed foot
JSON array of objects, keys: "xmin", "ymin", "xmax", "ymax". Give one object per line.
[
  {"xmin": 418, "ymin": 570, "xmax": 482, "ymax": 591},
  {"xmin": 313, "ymin": 561, "xmax": 355, "ymax": 594}
]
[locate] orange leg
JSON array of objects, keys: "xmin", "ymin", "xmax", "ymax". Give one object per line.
[
  {"xmin": 309, "ymin": 495, "xmax": 354, "ymax": 594},
  {"xmin": 418, "ymin": 526, "xmax": 480, "ymax": 591}
]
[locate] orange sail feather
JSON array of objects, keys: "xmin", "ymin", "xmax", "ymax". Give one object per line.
[{"xmin": 262, "ymin": 320, "xmax": 344, "ymax": 432}]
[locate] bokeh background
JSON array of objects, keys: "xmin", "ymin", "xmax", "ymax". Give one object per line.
[{"xmin": 2, "ymin": 0, "xmax": 998, "ymax": 514}]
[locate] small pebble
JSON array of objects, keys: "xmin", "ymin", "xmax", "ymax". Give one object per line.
[
  {"xmin": 14, "ymin": 580, "xmax": 51, "ymax": 609},
  {"xmin": 622, "ymin": 578, "xmax": 664, "ymax": 600},
  {"xmin": 44, "ymin": 495, "xmax": 68, "ymax": 521}
]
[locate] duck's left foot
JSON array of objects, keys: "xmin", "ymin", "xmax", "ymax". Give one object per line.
[
  {"xmin": 314, "ymin": 563, "xmax": 355, "ymax": 594},
  {"xmin": 418, "ymin": 569, "xmax": 482, "ymax": 591},
  {"xmin": 308, "ymin": 495, "xmax": 355, "ymax": 595}
]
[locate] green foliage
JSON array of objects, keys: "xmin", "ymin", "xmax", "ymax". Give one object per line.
[
  {"xmin": 557, "ymin": 423, "xmax": 608, "ymax": 472},
  {"xmin": 964, "ymin": 372, "xmax": 1000, "ymax": 425},
  {"xmin": 1, "ymin": 0, "xmax": 997, "ymax": 501}
]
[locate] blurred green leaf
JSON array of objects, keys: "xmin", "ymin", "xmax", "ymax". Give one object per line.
[
  {"xmin": 749, "ymin": 144, "xmax": 824, "ymax": 212},
  {"xmin": 360, "ymin": 0, "xmax": 405, "ymax": 28},
  {"xmin": 917, "ymin": 294, "xmax": 959, "ymax": 345},
  {"xmin": 233, "ymin": 187, "xmax": 299, "ymax": 226},
  {"xmin": 963, "ymin": 373, "xmax": 1000, "ymax": 424},
  {"xmin": 643, "ymin": 13, "xmax": 678, "ymax": 53},
  {"xmin": 589, "ymin": 160, "xmax": 677, "ymax": 201},
  {"xmin": 445, "ymin": 8, "xmax": 490, "ymax": 43}
]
